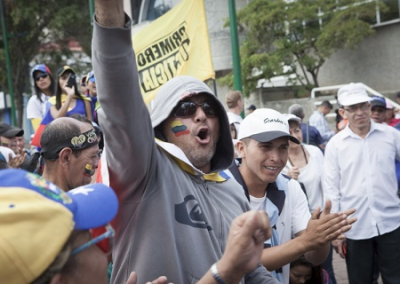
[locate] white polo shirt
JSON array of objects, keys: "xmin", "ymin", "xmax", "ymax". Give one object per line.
[{"xmin": 323, "ymin": 121, "xmax": 400, "ymax": 240}]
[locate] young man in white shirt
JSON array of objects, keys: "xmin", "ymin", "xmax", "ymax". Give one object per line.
[
  {"xmin": 228, "ymin": 108, "xmax": 356, "ymax": 284},
  {"xmin": 323, "ymin": 83, "xmax": 400, "ymax": 284}
]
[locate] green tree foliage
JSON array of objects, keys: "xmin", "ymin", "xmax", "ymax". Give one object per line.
[
  {"xmin": 221, "ymin": 0, "xmax": 386, "ymax": 96},
  {"xmin": 0, "ymin": 0, "xmax": 92, "ymax": 126}
]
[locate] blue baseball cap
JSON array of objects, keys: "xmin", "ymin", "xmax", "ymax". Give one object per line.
[
  {"xmin": 369, "ymin": 96, "xmax": 386, "ymax": 108},
  {"xmin": 31, "ymin": 64, "xmax": 51, "ymax": 77},
  {"xmin": 0, "ymin": 169, "xmax": 118, "ymax": 230},
  {"xmin": 87, "ymin": 70, "xmax": 95, "ymax": 83}
]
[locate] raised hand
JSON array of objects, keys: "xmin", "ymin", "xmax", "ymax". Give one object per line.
[
  {"xmin": 299, "ymin": 200, "xmax": 356, "ymax": 250},
  {"xmin": 8, "ymin": 152, "xmax": 26, "ymax": 168},
  {"xmin": 216, "ymin": 210, "xmax": 272, "ymax": 283}
]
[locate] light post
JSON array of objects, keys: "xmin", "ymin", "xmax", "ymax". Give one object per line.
[{"xmin": 0, "ymin": 0, "xmax": 17, "ymax": 126}]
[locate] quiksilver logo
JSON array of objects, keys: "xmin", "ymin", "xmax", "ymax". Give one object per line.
[
  {"xmin": 264, "ymin": 118, "xmax": 286, "ymax": 125},
  {"xmin": 175, "ymin": 195, "xmax": 212, "ymax": 231}
]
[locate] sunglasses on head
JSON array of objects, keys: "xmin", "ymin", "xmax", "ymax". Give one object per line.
[
  {"xmin": 34, "ymin": 73, "xmax": 49, "ymax": 82},
  {"xmin": 173, "ymin": 101, "xmax": 219, "ymax": 118}
]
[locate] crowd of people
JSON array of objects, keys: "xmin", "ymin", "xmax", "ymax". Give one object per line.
[{"xmin": 1, "ymin": 0, "xmax": 400, "ymax": 283}]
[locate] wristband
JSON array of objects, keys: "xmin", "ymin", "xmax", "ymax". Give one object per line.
[{"xmin": 210, "ymin": 263, "xmax": 227, "ymax": 284}]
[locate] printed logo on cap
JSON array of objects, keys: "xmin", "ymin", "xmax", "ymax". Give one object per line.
[{"xmin": 25, "ymin": 172, "xmax": 72, "ymax": 204}]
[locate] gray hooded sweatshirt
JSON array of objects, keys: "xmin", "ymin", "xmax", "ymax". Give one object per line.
[{"xmin": 92, "ymin": 17, "xmax": 278, "ymax": 284}]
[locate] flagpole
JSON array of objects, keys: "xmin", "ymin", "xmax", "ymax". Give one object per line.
[{"xmin": 227, "ymin": 0, "xmax": 244, "ymax": 118}]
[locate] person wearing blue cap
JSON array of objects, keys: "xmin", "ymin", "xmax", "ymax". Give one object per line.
[
  {"xmin": 247, "ymin": 104, "xmax": 256, "ymax": 114},
  {"xmin": 0, "ymin": 168, "xmax": 118, "ymax": 284},
  {"xmin": 86, "ymin": 70, "xmax": 97, "ymax": 98},
  {"xmin": 27, "ymin": 64, "xmax": 56, "ymax": 131},
  {"xmin": 85, "ymin": 70, "xmax": 101, "ymax": 123},
  {"xmin": 0, "ymin": 168, "xmax": 273, "ymax": 284},
  {"xmin": 369, "ymin": 96, "xmax": 386, "ymax": 124}
]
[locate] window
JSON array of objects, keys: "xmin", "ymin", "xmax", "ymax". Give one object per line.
[
  {"xmin": 336, "ymin": 0, "xmax": 400, "ymax": 25},
  {"xmin": 380, "ymin": 0, "xmax": 400, "ymax": 23},
  {"xmin": 139, "ymin": 0, "xmax": 173, "ymax": 22}
]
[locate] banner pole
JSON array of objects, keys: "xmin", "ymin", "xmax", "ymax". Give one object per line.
[{"xmin": 228, "ymin": 0, "xmax": 244, "ymax": 118}]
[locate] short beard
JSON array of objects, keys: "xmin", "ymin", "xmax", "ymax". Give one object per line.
[{"xmin": 185, "ymin": 141, "xmax": 217, "ymax": 171}]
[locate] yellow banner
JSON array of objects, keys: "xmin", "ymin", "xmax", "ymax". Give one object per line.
[{"xmin": 132, "ymin": 0, "xmax": 215, "ymax": 104}]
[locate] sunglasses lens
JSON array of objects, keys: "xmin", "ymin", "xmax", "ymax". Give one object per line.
[
  {"xmin": 175, "ymin": 102, "xmax": 196, "ymax": 117},
  {"xmin": 174, "ymin": 101, "xmax": 218, "ymax": 118},
  {"xmin": 202, "ymin": 102, "xmax": 217, "ymax": 117},
  {"xmin": 35, "ymin": 74, "xmax": 48, "ymax": 81}
]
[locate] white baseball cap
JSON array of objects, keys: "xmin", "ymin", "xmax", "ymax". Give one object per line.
[
  {"xmin": 337, "ymin": 83, "xmax": 370, "ymax": 107},
  {"xmin": 237, "ymin": 108, "xmax": 300, "ymax": 144}
]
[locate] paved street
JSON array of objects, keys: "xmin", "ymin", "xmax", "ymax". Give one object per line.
[
  {"xmin": 332, "ymin": 252, "xmax": 349, "ymax": 284},
  {"xmin": 332, "ymin": 252, "xmax": 383, "ymax": 284}
]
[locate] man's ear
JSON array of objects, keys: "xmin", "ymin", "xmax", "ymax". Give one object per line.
[
  {"xmin": 236, "ymin": 141, "xmax": 246, "ymax": 158},
  {"xmin": 59, "ymin": 147, "xmax": 73, "ymax": 167},
  {"xmin": 339, "ymin": 108, "xmax": 347, "ymax": 119}
]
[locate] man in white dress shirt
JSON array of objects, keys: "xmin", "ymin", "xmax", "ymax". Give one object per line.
[
  {"xmin": 323, "ymin": 83, "xmax": 400, "ymax": 284},
  {"xmin": 309, "ymin": 100, "xmax": 335, "ymax": 142}
]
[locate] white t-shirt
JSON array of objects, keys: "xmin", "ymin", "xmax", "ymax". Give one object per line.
[
  {"xmin": 249, "ymin": 193, "xmax": 267, "ymax": 211},
  {"xmin": 249, "ymin": 174, "xmax": 310, "ymax": 284},
  {"xmin": 282, "ymin": 144, "xmax": 324, "ymax": 212},
  {"xmin": 0, "ymin": 146, "xmax": 15, "ymax": 162},
  {"xmin": 26, "ymin": 93, "xmax": 49, "ymax": 119}
]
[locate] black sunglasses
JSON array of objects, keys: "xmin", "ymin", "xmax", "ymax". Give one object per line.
[
  {"xmin": 34, "ymin": 73, "xmax": 49, "ymax": 82},
  {"xmin": 173, "ymin": 101, "xmax": 219, "ymax": 118}
]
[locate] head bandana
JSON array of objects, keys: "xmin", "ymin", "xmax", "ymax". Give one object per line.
[{"xmin": 41, "ymin": 129, "xmax": 98, "ymax": 160}]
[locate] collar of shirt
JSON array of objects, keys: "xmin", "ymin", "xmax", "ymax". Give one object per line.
[
  {"xmin": 155, "ymin": 138, "xmax": 228, "ymax": 182},
  {"xmin": 341, "ymin": 119, "xmax": 383, "ymax": 139}
]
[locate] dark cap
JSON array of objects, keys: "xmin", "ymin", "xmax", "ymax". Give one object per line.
[
  {"xmin": 56, "ymin": 65, "xmax": 75, "ymax": 78},
  {"xmin": 0, "ymin": 122, "xmax": 24, "ymax": 138},
  {"xmin": 369, "ymin": 96, "xmax": 386, "ymax": 109},
  {"xmin": 247, "ymin": 104, "xmax": 256, "ymax": 111},
  {"xmin": 31, "ymin": 64, "xmax": 51, "ymax": 78}
]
